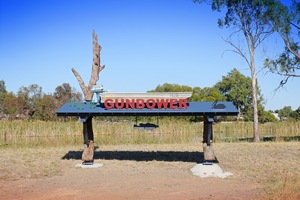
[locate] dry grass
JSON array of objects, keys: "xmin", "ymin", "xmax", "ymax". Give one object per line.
[
  {"xmin": 0, "ymin": 119, "xmax": 201, "ymax": 146},
  {"xmin": 213, "ymin": 120, "xmax": 300, "ymax": 141},
  {"xmin": 1, "ymin": 120, "xmax": 299, "ymax": 146},
  {"xmin": 0, "ymin": 120, "xmax": 299, "ymax": 199},
  {"xmin": 0, "ymin": 142, "xmax": 299, "ymax": 199},
  {"xmin": 0, "ymin": 146, "xmax": 64, "ymax": 181},
  {"xmin": 214, "ymin": 142, "xmax": 300, "ymax": 199}
]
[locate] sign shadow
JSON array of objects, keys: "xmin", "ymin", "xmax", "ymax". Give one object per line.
[{"xmin": 62, "ymin": 148, "xmax": 207, "ymax": 163}]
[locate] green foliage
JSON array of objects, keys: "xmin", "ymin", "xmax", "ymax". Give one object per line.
[
  {"xmin": 264, "ymin": 45, "xmax": 300, "ymax": 85},
  {"xmin": 149, "ymin": 83, "xmax": 223, "ymax": 102},
  {"xmin": 148, "ymin": 83, "xmax": 192, "ymax": 92},
  {"xmin": 17, "ymin": 84, "xmax": 43, "ymax": 112},
  {"xmin": 290, "ymin": 106, "xmax": 300, "ymax": 120},
  {"xmin": 0, "ymin": 80, "xmax": 7, "ymax": 115},
  {"xmin": 194, "ymin": 0, "xmax": 277, "ymax": 32},
  {"xmin": 190, "ymin": 87, "xmax": 223, "ymax": 102},
  {"xmin": 193, "ymin": 0, "xmax": 282, "ymax": 140},
  {"xmin": 17, "ymin": 84, "xmax": 43, "ymax": 103},
  {"xmin": 263, "ymin": 0, "xmax": 300, "ymax": 84},
  {"xmin": 0, "ymin": 80, "xmax": 7, "ymax": 95},
  {"xmin": 54, "ymin": 83, "xmax": 82, "ymax": 108},
  {"xmin": 0, "ymin": 78, "xmax": 298, "ymax": 122},
  {"xmin": 259, "ymin": 109, "xmax": 278, "ymax": 123},
  {"xmin": 0, "ymin": 82, "xmax": 82, "ymax": 120},
  {"xmin": 149, "ymin": 68, "xmax": 278, "ymax": 122},
  {"xmin": 214, "ymin": 68, "xmax": 264, "ymax": 119},
  {"xmin": 33, "ymin": 95, "xmax": 57, "ymax": 121},
  {"xmin": 278, "ymin": 106, "xmax": 293, "ymax": 119},
  {"xmin": 149, "ymin": 83, "xmax": 224, "ymax": 122},
  {"xmin": 2, "ymin": 92, "xmax": 27, "ymax": 118},
  {"xmin": 276, "ymin": 105, "xmax": 300, "ymax": 120}
]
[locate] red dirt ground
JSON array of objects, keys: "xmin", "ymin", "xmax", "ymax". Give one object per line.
[{"xmin": 0, "ymin": 158, "xmax": 261, "ymax": 200}]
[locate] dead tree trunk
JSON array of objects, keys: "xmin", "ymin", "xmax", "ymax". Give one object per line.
[
  {"xmin": 72, "ymin": 30, "xmax": 105, "ymax": 101},
  {"xmin": 203, "ymin": 116, "xmax": 216, "ymax": 162},
  {"xmin": 71, "ymin": 30, "xmax": 105, "ymax": 163}
]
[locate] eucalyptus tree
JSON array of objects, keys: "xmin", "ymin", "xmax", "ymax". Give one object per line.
[
  {"xmin": 0, "ymin": 80, "xmax": 7, "ymax": 115},
  {"xmin": 193, "ymin": 0, "xmax": 285, "ymax": 141},
  {"xmin": 191, "ymin": 86, "xmax": 223, "ymax": 102},
  {"xmin": 17, "ymin": 84, "xmax": 43, "ymax": 112},
  {"xmin": 264, "ymin": 0, "xmax": 300, "ymax": 86},
  {"xmin": 33, "ymin": 95, "xmax": 57, "ymax": 121},
  {"xmin": 53, "ymin": 82, "xmax": 82, "ymax": 107},
  {"xmin": 278, "ymin": 106, "xmax": 293, "ymax": 120},
  {"xmin": 0, "ymin": 80, "xmax": 6, "ymax": 95},
  {"xmin": 148, "ymin": 83, "xmax": 193, "ymax": 92},
  {"xmin": 214, "ymin": 68, "xmax": 264, "ymax": 119},
  {"xmin": 290, "ymin": 106, "xmax": 300, "ymax": 120},
  {"xmin": 149, "ymin": 83, "xmax": 223, "ymax": 102},
  {"xmin": 1, "ymin": 92, "xmax": 27, "ymax": 119}
]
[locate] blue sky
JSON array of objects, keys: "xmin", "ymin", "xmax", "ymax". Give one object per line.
[{"xmin": 0, "ymin": 0, "xmax": 299, "ymax": 111}]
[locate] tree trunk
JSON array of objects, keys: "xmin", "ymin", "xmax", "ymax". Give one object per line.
[
  {"xmin": 249, "ymin": 47, "xmax": 260, "ymax": 142},
  {"xmin": 203, "ymin": 117, "xmax": 216, "ymax": 161},
  {"xmin": 72, "ymin": 30, "xmax": 105, "ymax": 101},
  {"xmin": 82, "ymin": 141, "xmax": 94, "ymax": 162},
  {"xmin": 71, "ymin": 30, "xmax": 106, "ymax": 163},
  {"xmin": 251, "ymin": 75, "xmax": 260, "ymax": 142},
  {"xmin": 82, "ymin": 117, "xmax": 94, "ymax": 162},
  {"xmin": 203, "ymin": 143, "xmax": 216, "ymax": 161}
]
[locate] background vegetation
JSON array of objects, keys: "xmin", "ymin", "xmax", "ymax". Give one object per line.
[
  {"xmin": 1, "ymin": 119, "xmax": 299, "ymax": 147},
  {"xmin": 1, "ymin": 68, "xmax": 299, "ymax": 122}
]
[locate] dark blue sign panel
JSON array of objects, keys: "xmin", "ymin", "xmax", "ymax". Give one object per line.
[{"xmin": 56, "ymin": 101, "xmax": 238, "ymax": 117}]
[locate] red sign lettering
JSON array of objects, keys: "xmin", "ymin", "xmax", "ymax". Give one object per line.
[
  {"xmin": 156, "ymin": 99, "xmax": 169, "ymax": 109},
  {"xmin": 146, "ymin": 99, "xmax": 156, "ymax": 109},
  {"xmin": 125, "ymin": 99, "xmax": 135, "ymax": 109},
  {"xmin": 169, "ymin": 99, "xmax": 178, "ymax": 109},
  {"xmin": 115, "ymin": 99, "xmax": 124, "ymax": 109},
  {"xmin": 103, "ymin": 98, "xmax": 188, "ymax": 109},
  {"xmin": 179, "ymin": 99, "xmax": 188, "ymax": 109},
  {"xmin": 136, "ymin": 99, "xmax": 144, "ymax": 109},
  {"xmin": 104, "ymin": 99, "xmax": 114, "ymax": 109}
]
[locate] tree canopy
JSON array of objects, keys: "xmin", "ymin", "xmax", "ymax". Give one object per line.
[
  {"xmin": 193, "ymin": 0, "xmax": 282, "ymax": 141},
  {"xmin": 264, "ymin": 0, "xmax": 300, "ymax": 86},
  {"xmin": 54, "ymin": 83, "xmax": 82, "ymax": 108},
  {"xmin": 0, "ymin": 73, "xmax": 298, "ymax": 121},
  {"xmin": 148, "ymin": 83, "xmax": 193, "ymax": 93},
  {"xmin": 278, "ymin": 106, "xmax": 293, "ymax": 119},
  {"xmin": 214, "ymin": 68, "xmax": 263, "ymax": 117},
  {"xmin": 0, "ymin": 81, "xmax": 82, "ymax": 120}
]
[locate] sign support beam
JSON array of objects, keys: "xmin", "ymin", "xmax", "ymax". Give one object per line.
[
  {"xmin": 80, "ymin": 116, "xmax": 94, "ymax": 164},
  {"xmin": 203, "ymin": 116, "xmax": 216, "ymax": 162}
]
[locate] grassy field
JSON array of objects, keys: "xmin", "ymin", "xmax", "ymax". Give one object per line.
[
  {"xmin": 0, "ymin": 143, "xmax": 299, "ymax": 199},
  {"xmin": 0, "ymin": 120, "xmax": 299, "ymax": 199},
  {"xmin": 0, "ymin": 119, "xmax": 299, "ymax": 146}
]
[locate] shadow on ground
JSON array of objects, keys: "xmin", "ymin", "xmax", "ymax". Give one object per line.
[{"xmin": 62, "ymin": 148, "xmax": 206, "ymax": 163}]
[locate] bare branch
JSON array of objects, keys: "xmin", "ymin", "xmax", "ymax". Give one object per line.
[
  {"xmin": 72, "ymin": 30, "xmax": 106, "ymax": 101},
  {"xmin": 88, "ymin": 30, "xmax": 101, "ymax": 89},
  {"xmin": 277, "ymin": 29, "xmax": 300, "ymax": 60},
  {"xmin": 273, "ymin": 76, "xmax": 291, "ymax": 92},
  {"xmin": 98, "ymin": 65, "xmax": 105, "ymax": 78},
  {"xmin": 71, "ymin": 68, "xmax": 87, "ymax": 95},
  {"xmin": 290, "ymin": 21, "xmax": 300, "ymax": 30},
  {"xmin": 223, "ymin": 37, "xmax": 251, "ymax": 67},
  {"xmin": 271, "ymin": 70, "xmax": 300, "ymax": 78}
]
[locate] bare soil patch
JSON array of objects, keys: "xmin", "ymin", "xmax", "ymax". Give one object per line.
[{"xmin": 1, "ymin": 143, "xmax": 299, "ymax": 199}]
